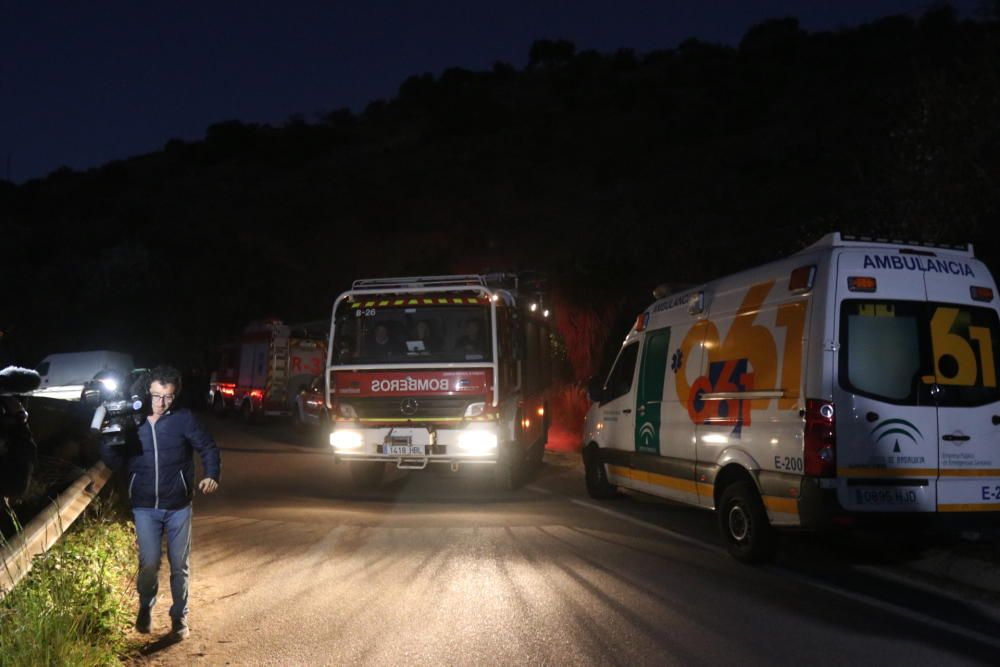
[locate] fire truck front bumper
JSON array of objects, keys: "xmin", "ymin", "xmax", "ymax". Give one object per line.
[{"xmin": 329, "ymin": 425, "xmax": 501, "ymax": 466}]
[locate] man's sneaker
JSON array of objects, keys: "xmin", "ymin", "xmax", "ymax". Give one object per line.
[
  {"xmin": 171, "ymin": 616, "xmax": 190, "ymax": 640},
  {"xmin": 135, "ymin": 607, "xmax": 152, "ymax": 634}
]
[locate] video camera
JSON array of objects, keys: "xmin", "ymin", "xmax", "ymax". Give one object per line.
[{"xmin": 86, "ymin": 369, "xmax": 150, "ymax": 448}]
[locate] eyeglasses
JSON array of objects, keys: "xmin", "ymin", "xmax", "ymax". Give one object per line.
[{"xmin": 150, "ymin": 394, "xmax": 175, "ymax": 404}]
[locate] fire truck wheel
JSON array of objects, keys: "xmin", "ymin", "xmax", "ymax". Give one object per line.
[
  {"xmin": 493, "ymin": 444, "xmax": 518, "ymax": 491},
  {"xmin": 583, "ymin": 443, "xmax": 618, "ymax": 499},
  {"xmin": 212, "ymin": 395, "xmax": 227, "ymax": 417},
  {"xmin": 349, "ymin": 461, "xmax": 385, "ymax": 487},
  {"xmin": 528, "ymin": 440, "xmax": 545, "ymax": 469},
  {"xmin": 718, "ymin": 481, "xmax": 777, "ymax": 563},
  {"xmin": 529, "ymin": 407, "xmax": 549, "ymax": 469}
]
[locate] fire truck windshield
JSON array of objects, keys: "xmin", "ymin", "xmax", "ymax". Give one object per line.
[{"xmin": 332, "ymin": 303, "xmax": 493, "ymax": 365}]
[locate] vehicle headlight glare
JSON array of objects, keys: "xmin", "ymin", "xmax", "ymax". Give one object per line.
[
  {"xmin": 330, "ymin": 430, "xmax": 363, "ymax": 450},
  {"xmin": 457, "ymin": 429, "xmax": 498, "ymax": 453},
  {"xmin": 99, "ymin": 378, "xmax": 119, "ymax": 392}
]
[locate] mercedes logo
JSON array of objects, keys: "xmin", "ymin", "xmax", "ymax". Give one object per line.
[{"xmin": 400, "ymin": 398, "xmax": 419, "ymax": 417}]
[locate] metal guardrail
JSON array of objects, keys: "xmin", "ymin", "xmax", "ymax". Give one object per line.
[{"xmin": 0, "ymin": 461, "xmax": 113, "ymax": 597}]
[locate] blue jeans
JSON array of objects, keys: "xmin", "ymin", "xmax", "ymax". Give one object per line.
[{"xmin": 133, "ymin": 505, "xmax": 192, "ymax": 620}]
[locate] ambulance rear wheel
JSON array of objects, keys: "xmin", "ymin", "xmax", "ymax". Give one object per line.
[
  {"xmin": 719, "ymin": 481, "xmax": 776, "ymax": 563},
  {"xmin": 349, "ymin": 462, "xmax": 385, "ymax": 487},
  {"xmin": 583, "ymin": 444, "xmax": 617, "ymax": 500}
]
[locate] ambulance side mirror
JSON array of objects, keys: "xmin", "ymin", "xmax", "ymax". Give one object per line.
[{"xmin": 687, "ymin": 291, "xmax": 706, "ymax": 315}]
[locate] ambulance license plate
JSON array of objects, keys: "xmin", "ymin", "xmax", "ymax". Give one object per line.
[{"xmin": 854, "ymin": 487, "xmax": 920, "ymax": 506}]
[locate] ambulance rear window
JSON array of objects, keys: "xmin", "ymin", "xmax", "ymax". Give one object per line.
[
  {"xmin": 840, "ymin": 300, "xmax": 1000, "ymax": 407},
  {"xmin": 842, "ymin": 301, "xmax": 922, "ymax": 402}
]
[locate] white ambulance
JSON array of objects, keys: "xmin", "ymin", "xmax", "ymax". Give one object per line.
[{"xmin": 583, "ymin": 232, "xmax": 1000, "ymax": 561}]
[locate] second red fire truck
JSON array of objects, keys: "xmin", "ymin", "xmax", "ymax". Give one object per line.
[{"xmin": 208, "ymin": 319, "xmax": 327, "ymax": 422}]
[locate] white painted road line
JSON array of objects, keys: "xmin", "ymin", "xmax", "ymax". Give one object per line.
[
  {"xmin": 526, "ymin": 484, "xmax": 553, "ymax": 495},
  {"xmin": 569, "ymin": 498, "xmax": 727, "ymax": 555}
]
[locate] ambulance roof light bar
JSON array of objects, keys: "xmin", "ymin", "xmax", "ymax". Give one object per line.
[
  {"xmin": 802, "ymin": 232, "xmax": 973, "ymax": 257},
  {"xmin": 352, "ymin": 275, "xmax": 487, "ymax": 290},
  {"xmin": 840, "ymin": 233, "xmax": 971, "ymax": 253}
]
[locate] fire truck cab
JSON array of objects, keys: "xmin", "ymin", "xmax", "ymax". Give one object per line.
[{"xmin": 326, "ymin": 274, "xmax": 554, "ymax": 489}]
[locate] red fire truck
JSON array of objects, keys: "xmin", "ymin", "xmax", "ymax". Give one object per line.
[
  {"xmin": 326, "ymin": 274, "xmax": 554, "ymax": 489},
  {"xmin": 208, "ymin": 319, "xmax": 327, "ymax": 421}
]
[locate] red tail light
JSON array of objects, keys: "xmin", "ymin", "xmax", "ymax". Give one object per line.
[{"xmin": 804, "ymin": 399, "xmax": 836, "ymax": 477}]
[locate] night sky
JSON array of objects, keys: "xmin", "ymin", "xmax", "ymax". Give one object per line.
[{"xmin": 2, "ymin": 1, "xmax": 983, "ymax": 184}]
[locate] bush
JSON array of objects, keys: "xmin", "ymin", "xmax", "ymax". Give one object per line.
[{"xmin": 0, "ymin": 498, "xmax": 136, "ymax": 666}]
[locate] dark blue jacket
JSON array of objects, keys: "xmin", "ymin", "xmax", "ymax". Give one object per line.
[{"xmin": 101, "ymin": 408, "xmax": 221, "ymax": 510}]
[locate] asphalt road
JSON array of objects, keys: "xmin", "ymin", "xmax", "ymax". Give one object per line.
[{"xmin": 133, "ymin": 416, "xmax": 1000, "ymax": 666}]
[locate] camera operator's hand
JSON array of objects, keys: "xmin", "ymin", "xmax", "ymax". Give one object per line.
[{"xmin": 199, "ymin": 478, "xmax": 219, "ymax": 495}]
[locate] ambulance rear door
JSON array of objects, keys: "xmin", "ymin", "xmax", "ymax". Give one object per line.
[
  {"xmin": 833, "ymin": 250, "xmax": 939, "ymax": 513},
  {"xmin": 924, "ymin": 262, "xmax": 1000, "ymax": 512}
]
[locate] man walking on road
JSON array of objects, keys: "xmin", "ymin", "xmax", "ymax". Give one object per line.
[{"xmin": 100, "ymin": 365, "xmax": 221, "ymax": 641}]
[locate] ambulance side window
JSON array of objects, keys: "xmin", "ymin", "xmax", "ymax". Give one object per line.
[{"xmin": 604, "ymin": 342, "xmax": 640, "ymax": 403}]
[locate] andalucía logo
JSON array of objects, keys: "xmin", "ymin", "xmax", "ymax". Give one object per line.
[
  {"xmin": 638, "ymin": 422, "xmax": 656, "ymax": 447},
  {"xmin": 870, "ymin": 418, "xmax": 924, "ymax": 453}
]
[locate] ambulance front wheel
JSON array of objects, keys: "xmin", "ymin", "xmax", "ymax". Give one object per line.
[
  {"xmin": 583, "ymin": 444, "xmax": 617, "ymax": 500},
  {"xmin": 718, "ymin": 481, "xmax": 776, "ymax": 563}
]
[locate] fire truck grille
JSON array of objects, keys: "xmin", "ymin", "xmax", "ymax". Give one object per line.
[{"xmin": 352, "ymin": 395, "xmax": 485, "ymax": 420}]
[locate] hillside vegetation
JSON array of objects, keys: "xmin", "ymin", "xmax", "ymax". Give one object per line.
[{"xmin": 2, "ymin": 6, "xmax": 997, "ymax": 371}]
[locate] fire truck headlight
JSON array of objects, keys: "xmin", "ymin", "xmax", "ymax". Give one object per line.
[
  {"xmin": 338, "ymin": 403, "xmax": 358, "ymax": 419},
  {"xmin": 464, "ymin": 402, "xmax": 486, "ymax": 418},
  {"xmin": 330, "ymin": 429, "xmax": 363, "ymax": 450},
  {"xmin": 457, "ymin": 428, "xmax": 498, "ymax": 454}
]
